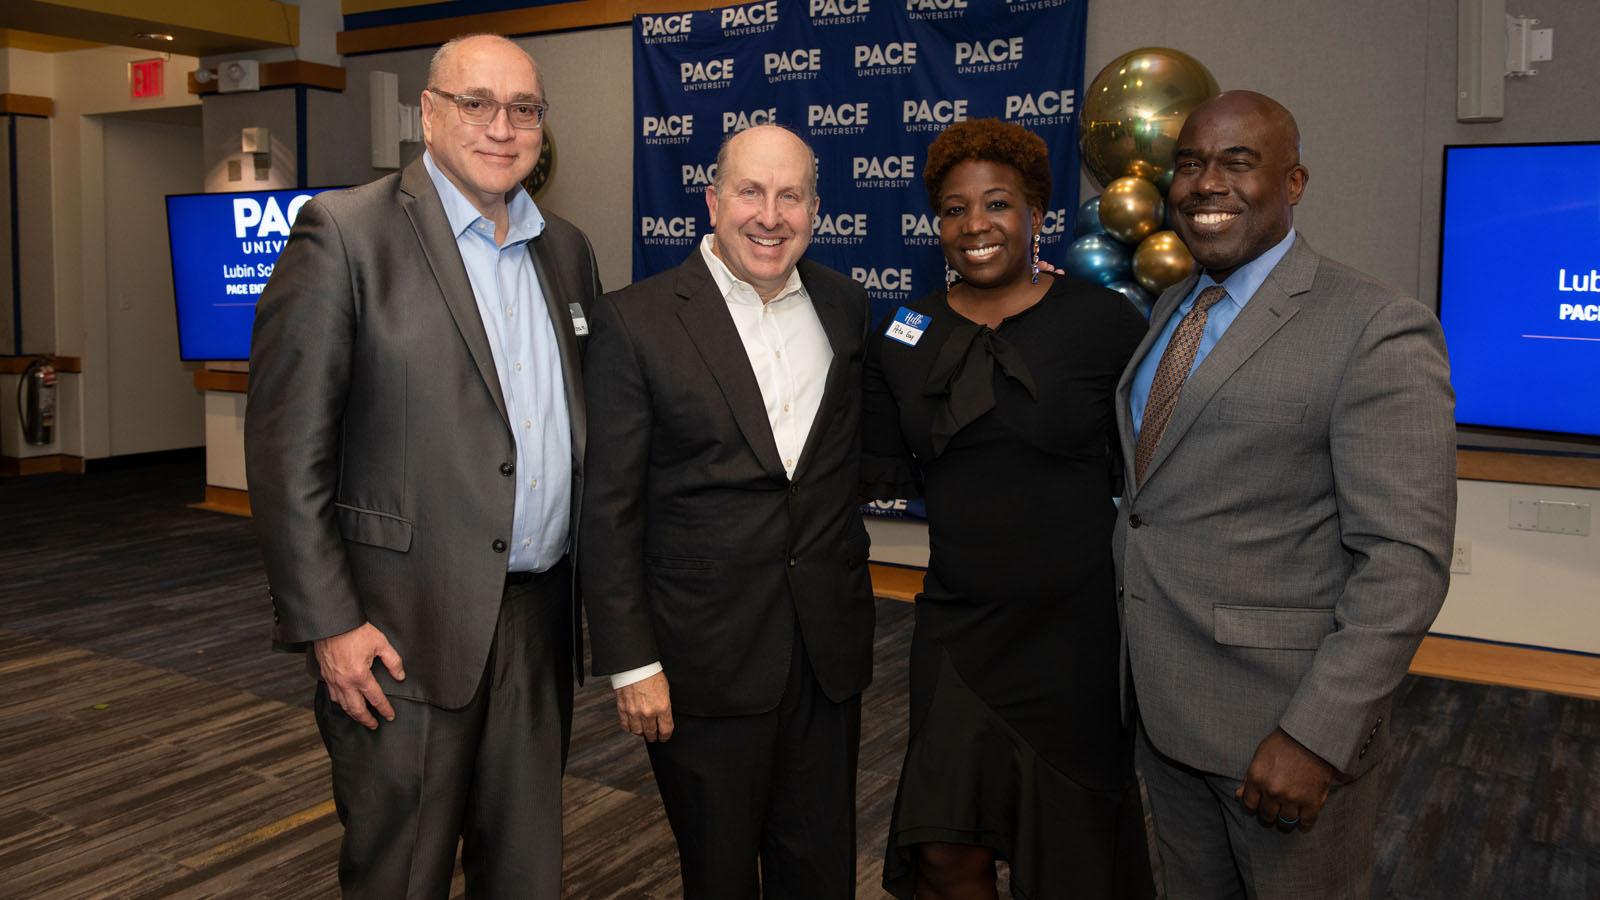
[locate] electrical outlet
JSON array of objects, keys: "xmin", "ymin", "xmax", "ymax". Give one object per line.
[{"xmin": 1450, "ymin": 540, "xmax": 1472, "ymax": 574}]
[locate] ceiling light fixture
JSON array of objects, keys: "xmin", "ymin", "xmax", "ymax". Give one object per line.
[{"xmin": 135, "ymin": 32, "xmax": 175, "ymax": 42}]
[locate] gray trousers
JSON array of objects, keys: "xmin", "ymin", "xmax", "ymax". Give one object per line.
[
  {"xmin": 1135, "ymin": 725, "xmax": 1378, "ymax": 900},
  {"xmin": 314, "ymin": 564, "xmax": 574, "ymax": 899}
]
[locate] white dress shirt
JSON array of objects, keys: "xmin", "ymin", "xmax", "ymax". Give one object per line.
[{"xmin": 610, "ymin": 234, "xmax": 834, "ymax": 690}]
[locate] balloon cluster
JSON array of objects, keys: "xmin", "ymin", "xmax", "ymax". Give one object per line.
[{"xmin": 1064, "ymin": 47, "xmax": 1218, "ymax": 318}]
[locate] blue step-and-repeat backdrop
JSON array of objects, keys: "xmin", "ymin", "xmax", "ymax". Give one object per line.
[
  {"xmin": 633, "ymin": 0, "xmax": 1088, "ymax": 325},
  {"xmin": 633, "ymin": 0, "xmax": 1087, "ymax": 520}
]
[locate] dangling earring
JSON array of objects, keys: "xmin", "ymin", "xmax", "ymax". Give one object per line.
[
  {"xmin": 1030, "ymin": 231, "xmax": 1041, "ymax": 285},
  {"xmin": 945, "ymin": 258, "xmax": 957, "ymax": 290}
]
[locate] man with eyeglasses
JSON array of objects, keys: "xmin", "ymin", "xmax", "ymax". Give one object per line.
[{"xmin": 247, "ymin": 33, "xmax": 599, "ymax": 898}]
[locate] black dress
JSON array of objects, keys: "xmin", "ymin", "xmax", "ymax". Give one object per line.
[{"xmin": 862, "ymin": 275, "xmax": 1155, "ymax": 899}]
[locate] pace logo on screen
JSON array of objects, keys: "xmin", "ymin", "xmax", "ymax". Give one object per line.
[
  {"xmin": 168, "ymin": 186, "xmax": 342, "ymax": 361},
  {"xmin": 1557, "ymin": 268, "xmax": 1600, "ymax": 321}
]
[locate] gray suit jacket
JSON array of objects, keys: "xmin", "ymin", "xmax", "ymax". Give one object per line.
[
  {"xmin": 245, "ymin": 158, "xmax": 599, "ymax": 709},
  {"xmin": 1113, "ymin": 234, "xmax": 1456, "ymax": 779}
]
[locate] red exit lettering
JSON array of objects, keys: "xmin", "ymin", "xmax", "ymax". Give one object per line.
[{"xmin": 130, "ymin": 58, "xmax": 164, "ymax": 99}]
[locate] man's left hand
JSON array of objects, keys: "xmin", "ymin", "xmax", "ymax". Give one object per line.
[{"xmin": 1236, "ymin": 727, "xmax": 1334, "ymax": 832}]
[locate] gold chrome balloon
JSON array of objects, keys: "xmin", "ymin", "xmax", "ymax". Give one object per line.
[
  {"xmin": 1132, "ymin": 230, "xmax": 1196, "ymax": 295},
  {"xmin": 1079, "ymin": 47, "xmax": 1219, "ymax": 190},
  {"xmin": 1097, "ymin": 176, "xmax": 1165, "ymax": 245}
]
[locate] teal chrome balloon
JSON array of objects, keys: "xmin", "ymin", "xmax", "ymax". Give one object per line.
[
  {"xmin": 1107, "ymin": 279, "xmax": 1155, "ymax": 319},
  {"xmin": 1064, "ymin": 233, "xmax": 1132, "ymax": 286},
  {"xmin": 1075, "ymin": 196, "xmax": 1105, "ymax": 237}
]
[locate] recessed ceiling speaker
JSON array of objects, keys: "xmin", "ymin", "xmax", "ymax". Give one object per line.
[{"xmin": 1458, "ymin": 0, "xmax": 1506, "ymax": 122}]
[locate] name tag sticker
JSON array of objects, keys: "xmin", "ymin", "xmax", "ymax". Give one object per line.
[
  {"xmin": 885, "ymin": 306, "xmax": 929, "ymax": 347},
  {"xmin": 569, "ymin": 302, "xmax": 589, "ymax": 336}
]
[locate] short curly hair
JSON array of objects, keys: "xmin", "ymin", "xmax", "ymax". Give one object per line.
[{"xmin": 923, "ymin": 118, "xmax": 1051, "ymax": 213}]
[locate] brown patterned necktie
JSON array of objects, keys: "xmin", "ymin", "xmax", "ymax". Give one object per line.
[{"xmin": 1133, "ymin": 284, "xmax": 1228, "ymax": 486}]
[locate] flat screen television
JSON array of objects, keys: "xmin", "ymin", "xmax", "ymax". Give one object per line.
[
  {"xmin": 1438, "ymin": 142, "xmax": 1600, "ymax": 440},
  {"xmin": 167, "ymin": 186, "xmax": 344, "ymax": 361}
]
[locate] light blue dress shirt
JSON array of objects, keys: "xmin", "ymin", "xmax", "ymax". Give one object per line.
[
  {"xmin": 424, "ymin": 151, "xmax": 572, "ymax": 572},
  {"xmin": 1130, "ymin": 229, "xmax": 1297, "ymax": 438}
]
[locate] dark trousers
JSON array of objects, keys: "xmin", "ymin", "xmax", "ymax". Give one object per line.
[
  {"xmin": 646, "ymin": 636, "xmax": 862, "ymax": 900},
  {"xmin": 314, "ymin": 563, "xmax": 574, "ymax": 900},
  {"xmin": 1135, "ymin": 725, "xmax": 1379, "ymax": 900}
]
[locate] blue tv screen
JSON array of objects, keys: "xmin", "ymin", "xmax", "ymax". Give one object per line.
[
  {"xmin": 1439, "ymin": 142, "xmax": 1600, "ymax": 439},
  {"xmin": 167, "ymin": 186, "xmax": 344, "ymax": 361}
]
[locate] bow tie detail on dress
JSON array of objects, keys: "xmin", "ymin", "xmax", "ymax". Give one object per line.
[{"xmin": 923, "ymin": 323, "xmax": 1037, "ymax": 457}]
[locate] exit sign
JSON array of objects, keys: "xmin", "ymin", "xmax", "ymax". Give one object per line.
[{"xmin": 130, "ymin": 58, "xmax": 164, "ymax": 99}]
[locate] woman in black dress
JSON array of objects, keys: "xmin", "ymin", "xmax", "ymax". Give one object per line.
[{"xmin": 864, "ymin": 119, "xmax": 1155, "ymax": 899}]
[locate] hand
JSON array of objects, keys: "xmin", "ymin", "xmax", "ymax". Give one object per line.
[
  {"xmin": 314, "ymin": 622, "xmax": 405, "ymax": 730},
  {"xmin": 1036, "ymin": 258, "xmax": 1063, "ymax": 276},
  {"xmin": 1236, "ymin": 727, "xmax": 1334, "ymax": 832},
  {"xmin": 615, "ymin": 671, "xmax": 674, "ymax": 742}
]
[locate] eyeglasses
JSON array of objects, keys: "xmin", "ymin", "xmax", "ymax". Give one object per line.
[{"xmin": 426, "ymin": 87, "xmax": 547, "ymax": 130}]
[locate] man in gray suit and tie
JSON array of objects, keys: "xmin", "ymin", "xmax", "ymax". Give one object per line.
[
  {"xmin": 246, "ymin": 34, "xmax": 598, "ymax": 898},
  {"xmin": 1114, "ymin": 91, "xmax": 1456, "ymax": 898}
]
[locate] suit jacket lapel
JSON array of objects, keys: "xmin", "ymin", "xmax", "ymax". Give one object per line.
[
  {"xmin": 675, "ymin": 254, "xmax": 788, "ymax": 479},
  {"xmin": 790, "ymin": 261, "xmax": 852, "ymax": 482},
  {"xmin": 399, "ymin": 160, "xmax": 510, "ymax": 429},
  {"xmin": 1137, "ymin": 237, "xmax": 1316, "ymax": 486},
  {"xmin": 530, "ymin": 234, "xmax": 586, "ymax": 466},
  {"xmin": 1117, "ymin": 274, "xmax": 1196, "ymax": 500}
]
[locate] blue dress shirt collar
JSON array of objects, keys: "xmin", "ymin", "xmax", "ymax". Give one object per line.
[{"xmin": 422, "ymin": 150, "xmax": 546, "ymax": 245}]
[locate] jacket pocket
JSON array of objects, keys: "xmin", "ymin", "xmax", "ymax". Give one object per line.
[
  {"xmin": 644, "ymin": 554, "xmax": 719, "ymax": 572},
  {"xmin": 1213, "ymin": 604, "xmax": 1336, "ymax": 650},
  {"xmin": 1217, "ymin": 396, "xmax": 1307, "ymax": 425},
  {"xmin": 334, "ymin": 503, "xmax": 414, "ymax": 553}
]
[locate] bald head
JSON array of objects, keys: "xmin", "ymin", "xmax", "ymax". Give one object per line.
[
  {"xmin": 1168, "ymin": 90, "xmax": 1309, "ymax": 280},
  {"xmin": 713, "ymin": 124, "xmax": 817, "ymax": 198},
  {"xmin": 428, "ymin": 34, "xmax": 542, "ymax": 97},
  {"xmin": 1182, "ymin": 90, "xmax": 1302, "ymax": 166}
]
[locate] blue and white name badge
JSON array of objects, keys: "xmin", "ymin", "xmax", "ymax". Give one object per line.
[
  {"xmin": 885, "ymin": 306, "xmax": 930, "ymax": 347},
  {"xmin": 569, "ymin": 303, "xmax": 589, "ymax": 336}
]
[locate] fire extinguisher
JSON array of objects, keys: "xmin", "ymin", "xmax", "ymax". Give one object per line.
[{"xmin": 17, "ymin": 357, "xmax": 56, "ymax": 446}]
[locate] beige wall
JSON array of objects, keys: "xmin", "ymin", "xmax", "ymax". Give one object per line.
[{"xmin": 46, "ymin": 46, "xmax": 200, "ymax": 459}]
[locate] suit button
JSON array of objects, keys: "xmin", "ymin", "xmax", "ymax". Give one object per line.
[
  {"xmin": 500, "ymin": 462, "xmax": 515, "ymax": 476},
  {"xmin": 789, "ymin": 484, "xmax": 798, "ymax": 496},
  {"xmin": 1129, "ymin": 514, "xmax": 1142, "ymax": 528},
  {"xmin": 1118, "ymin": 586, "xmax": 1125, "ymax": 597},
  {"xmin": 788, "ymin": 557, "xmax": 797, "ymax": 567},
  {"xmin": 493, "ymin": 539, "xmax": 507, "ymax": 553}
]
